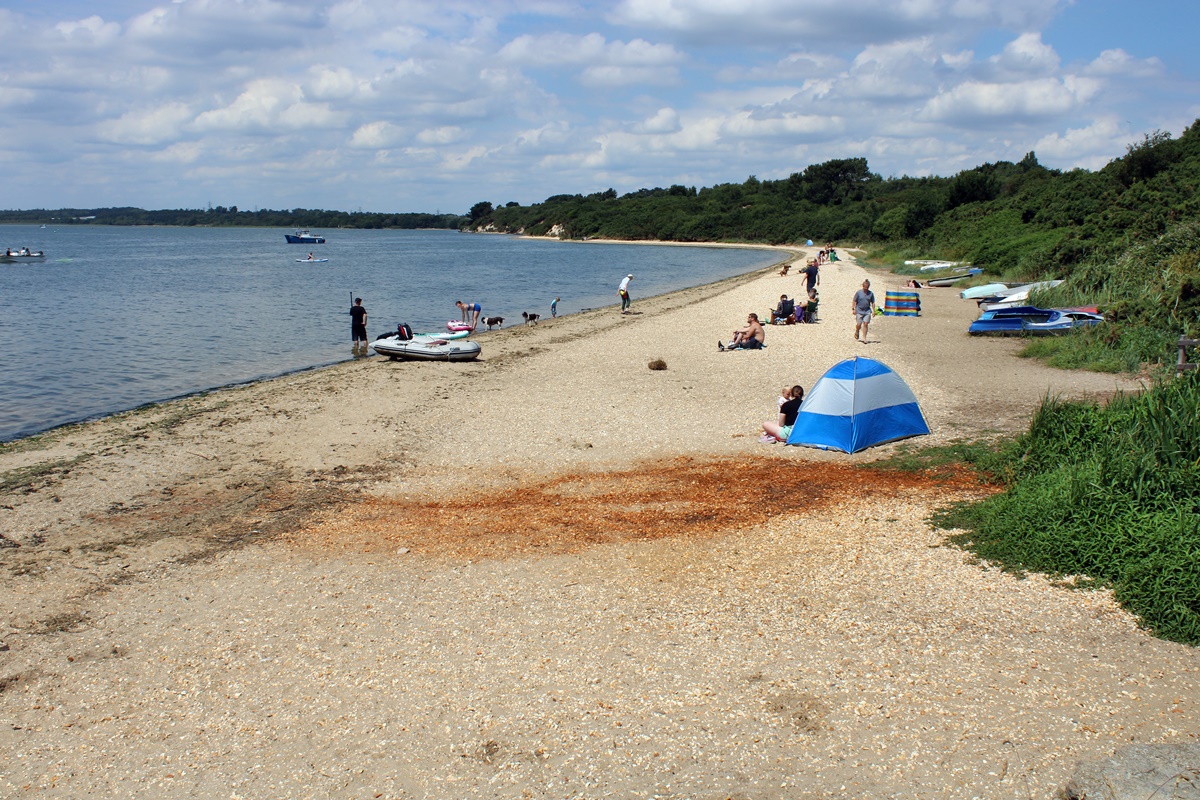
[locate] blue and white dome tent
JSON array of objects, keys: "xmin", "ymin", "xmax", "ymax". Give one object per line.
[{"xmin": 786, "ymin": 357, "xmax": 930, "ymax": 453}]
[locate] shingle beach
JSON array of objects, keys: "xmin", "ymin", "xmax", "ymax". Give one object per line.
[{"xmin": 2, "ymin": 244, "xmax": 1196, "ymax": 799}]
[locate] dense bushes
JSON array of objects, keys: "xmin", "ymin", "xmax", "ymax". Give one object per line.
[{"xmin": 937, "ymin": 370, "xmax": 1200, "ymax": 645}]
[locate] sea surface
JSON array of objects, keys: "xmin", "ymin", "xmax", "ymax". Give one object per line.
[{"xmin": 0, "ymin": 225, "xmax": 783, "ymax": 442}]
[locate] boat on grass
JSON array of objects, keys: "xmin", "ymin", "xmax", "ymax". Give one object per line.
[
  {"xmin": 925, "ymin": 267, "xmax": 982, "ymax": 287},
  {"xmin": 977, "ymin": 280, "xmax": 1065, "ymax": 310},
  {"xmin": 968, "ymin": 306, "xmax": 1104, "ymax": 336},
  {"xmin": 960, "ymin": 282, "xmax": 1018, "ymax": 300}
]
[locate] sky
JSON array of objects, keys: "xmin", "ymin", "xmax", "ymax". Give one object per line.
[{"xmin": 1, "ymin": 0, "xmax": 1197, "ymax": 215}]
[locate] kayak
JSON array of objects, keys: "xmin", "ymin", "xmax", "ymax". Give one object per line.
[{"xmin": 296, "ymin": 258, "xmax": 329, "ymax": 263}]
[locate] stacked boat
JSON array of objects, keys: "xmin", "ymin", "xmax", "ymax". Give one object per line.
[
  {"xmin": 974, "ymin": 280, "xmax": 1064, "ymax": 310},
  {"xmin": 969, "ymin": 305, "xmax": 1104, "ymax": 336}
]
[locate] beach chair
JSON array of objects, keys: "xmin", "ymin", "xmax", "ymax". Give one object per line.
[{"xmin": 804, "ymin": 300, "xmax": 818, "ymax": 323}]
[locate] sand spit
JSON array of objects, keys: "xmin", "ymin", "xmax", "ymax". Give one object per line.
[{"xmin": 3, "ymin": 246, "xmax": 1195, "ymax": 799}]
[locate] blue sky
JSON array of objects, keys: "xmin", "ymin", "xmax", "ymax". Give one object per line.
[{"xmin": 1, "ymin": 0, "xmax": 1196, "ymax": 215}]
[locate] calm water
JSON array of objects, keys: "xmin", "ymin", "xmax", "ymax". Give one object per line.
[{"xmin": 0, "ymin": 225, "xmax": 781, "ymax": 441}]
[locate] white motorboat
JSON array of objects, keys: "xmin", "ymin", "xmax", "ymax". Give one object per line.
[{"xmin": 1, "ymin": 249, "xmax": 46, "ymax": 262}]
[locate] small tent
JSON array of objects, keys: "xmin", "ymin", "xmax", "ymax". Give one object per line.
[{"xmin": 786, "ymin": 357, "xmax": 929, "ymax": 453}]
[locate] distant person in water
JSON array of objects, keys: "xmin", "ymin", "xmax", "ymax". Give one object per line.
[
  {"xmin": 350, "ymin": 297, "xmax": 368, "ymax": 351},
  {"xmin": 456, "ymin": 300, "xmax": 482, "ymax": 329},
  {"xmin": 618, "ymin": 274, "xmax": 633, "ymax": 314},
  {"xmin": 551, "ymin": 296, "xmax": 560, "ymax": 318}
]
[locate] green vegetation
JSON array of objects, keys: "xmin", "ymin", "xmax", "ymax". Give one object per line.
[
  {"xmin": 0, "ymin": 206, "xmax": 466, "ymax": 230},
  {"xmin": 932, "ymin": 371, "xmax": 1200, "ymax": 645},
  {"xmin": 467, "ymin": 123, "xmax": 1200, "ymax": 374}
]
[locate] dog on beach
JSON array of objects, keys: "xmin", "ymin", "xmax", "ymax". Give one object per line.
[
  {"xmin": 521, "ymin": 312, "xmax": 540, "ymax": 325},
  {"xmin": 483, "ymin": 316, "xmax": 504, "ymax": 329}
]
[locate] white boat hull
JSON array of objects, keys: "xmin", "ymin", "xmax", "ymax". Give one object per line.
[{"xmin": 372, "ymin": 337, "xmax": 481, "ymax": 361}]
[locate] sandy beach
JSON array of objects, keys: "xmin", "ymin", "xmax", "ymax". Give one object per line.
[{"xmin": 2, "ymin": 245, "xmax": 1196, "ymax": 799}]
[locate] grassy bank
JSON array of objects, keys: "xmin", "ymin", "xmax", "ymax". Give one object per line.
[{"xmin": 910, "ymin": 371, "xmax": 1200, "ymax": 645}]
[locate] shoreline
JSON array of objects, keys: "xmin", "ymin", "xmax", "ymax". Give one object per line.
[
  {"xmin": 0, "ymin": 239, "xmax": 798, "ymax": 447},
  {"xmin": 3, "ymin": 244, "xmax": 1185, "ymax": 799}
]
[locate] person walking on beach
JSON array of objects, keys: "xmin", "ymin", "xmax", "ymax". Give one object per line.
[
  {"xmin": 350, "ymin": 297, "xmax": 368, "ymax": 351},
  {"xmin": 803, "ymin": 260, "xmax": 820, "ymax": 294},
  {"xmin": 618, "ymin": 274, "xmax": 633, "ymax": 314},
  {"xmin": 551, "ymin": 296, "xmax": 560, "ymax": 318},
  {"xmin": 852, "ymin": 280, "xmax": 876, "ymax": 342}
]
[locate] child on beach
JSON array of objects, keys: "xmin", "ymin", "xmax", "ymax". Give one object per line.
[{"xmin": 761, "ymin": 385, "xmax": 805, "ymax": 443}]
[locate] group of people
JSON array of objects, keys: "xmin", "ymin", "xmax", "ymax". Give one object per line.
[{"xmin": 770, "ymin": 286, "xmax": 820, "ymax": 325}]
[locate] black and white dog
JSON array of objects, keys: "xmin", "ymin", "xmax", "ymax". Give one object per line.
[
  {"xmin": 521, "ymin": 312, "xmax": 540, "ymax": 325},
  {"xmin": 483, "ymin": 316, "xmax": 504, "ymax": 329}
]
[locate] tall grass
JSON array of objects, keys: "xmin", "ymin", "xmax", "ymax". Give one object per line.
[{"xmin": 936, "ymin": 370, "xmax": 1200, "ymax": 645}]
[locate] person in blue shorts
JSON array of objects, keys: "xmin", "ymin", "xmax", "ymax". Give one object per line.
[
  {"xmin": 551, "ymin": 296, "xmax": 560, "ymax": 318},
  {"xmin": 761, "ymin": 385, "xmax": 805, "ymax": 443},
  {"xmin": 456, "ymin": 300, "xmax": 482, "ymax": 330}
]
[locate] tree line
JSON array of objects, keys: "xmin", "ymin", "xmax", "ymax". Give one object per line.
[
  {"xmin": 0, "ymin": 206, "xmax": 466, "ymax": 230},
  {"xmin": 470, "ymin": 122, "xmax": 1200, "ymax": 372}
]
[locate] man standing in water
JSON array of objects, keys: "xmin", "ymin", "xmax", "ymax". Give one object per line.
[
  {"xmin": 852, "ymin": 279, "xmax": 876, "ymax": 342},
  {"xmin": 350, "ymin": 297, "xmax": 368, "ymax": 353},
  {"xmin": 618, "ymin": 274, "xmax": 633, "ymax": 314}
]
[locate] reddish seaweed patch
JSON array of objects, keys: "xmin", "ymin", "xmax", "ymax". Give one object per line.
[{"xmin": 288, "ymin": 457, "xmax": 990, "ymax": 560}]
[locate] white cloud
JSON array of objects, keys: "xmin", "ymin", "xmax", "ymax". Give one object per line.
[
  {"xmin": 921, "ymin": 77, "xmax": 1085, "ymax": 123},
  {"xmin": 1032, "ymin": 117, "xmax": 1129, "ymax": 168},
  {"xmin": 988, "ymin": 32, "xmax": 1060, "ymax": 76},
  {"xmin": 55, "ymin": 15, "xmax": 122, "ymax": 44},
  {"xmin": 416, "ymin": 126, "xmax": 465, "ymax": 145},
  {"xmin": 191, "ymin": 79, "xmax": 303, "ymax": 132},
  {"xmin": 580, "ymin": 64, "xmax": 679, "ymax": 88},
  {"xmin": 1084, "ymin": 49, "xmax": 1165, "ymax": 79},
  {"xmin": 608, "ymin": 0, "xmax": 1070, "ymax": 45},
  {"xmin": 0, "ymin": 0, "xmax": 1190, "ymax": 213},
  {"xmin": 96, "ymin": 102, "xmax": 194, "ymax": 145},
  {"xmin": 350, "ymin": 121, "xmax": 407, "ymax": 148},
  {"xmin": 632, "ymin": 107, "xmax": 680, "ymax": 134}
]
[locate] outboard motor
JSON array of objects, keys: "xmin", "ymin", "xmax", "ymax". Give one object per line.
[{"xmin": 396, "ymin": 322, "xmax": 414, "ymax": 341}]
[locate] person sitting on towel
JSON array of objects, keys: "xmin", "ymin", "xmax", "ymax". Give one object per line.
[{"xmin": 720, "ymin": 313, "xmax": 766, "ymax": 350}]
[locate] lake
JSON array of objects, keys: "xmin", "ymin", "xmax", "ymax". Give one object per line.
[{"xmin": 0, "ymin": 226, "xmax": 784, "ymax": 442}]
